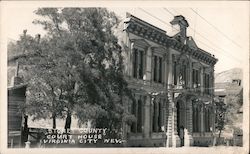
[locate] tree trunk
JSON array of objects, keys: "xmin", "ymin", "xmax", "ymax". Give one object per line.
[
  {"xmin": 21, "ymin": 115, "xmax": 29, "ymax": 147},
  {"xmin": 219, "ymin": 129, "xmax": 222, "ymax": 138},
  {"xmin": 52, "ymin": 113, "xmax": 56, "ymax": 129},
  {"xmin": 64, "ymin": 112, "xmax": 72, "ymax": 132}
]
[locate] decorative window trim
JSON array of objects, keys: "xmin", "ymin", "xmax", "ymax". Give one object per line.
[
  {"xmin": 130, "ymin": 94, "xmax": 145, "ymax": 134},
  {"xmin": 192, "ymin": 61, "xmax": 202, "ymax": 70},
  {"xmin": 131, "ymin": 39, "xmax": 149, "ymax": 80},
  {"xmin": 131, "ymin": 39, "xmax": 150, "ymax": 50},
  {"xmin": 151, "ymin": 47, "xmax": 166, "ymax": 56}
]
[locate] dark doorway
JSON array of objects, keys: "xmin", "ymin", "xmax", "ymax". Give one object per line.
[{"xmin": 176, "ymin": 100, "xmax": 185, "ymax": 146}]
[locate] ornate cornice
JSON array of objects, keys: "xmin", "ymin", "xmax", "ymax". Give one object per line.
[{"xmin": 124, "ymin": 14, "xmax": 218, "ymax": 66}]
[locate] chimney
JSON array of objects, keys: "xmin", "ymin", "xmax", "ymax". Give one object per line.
[
  {"xmin": 23, "ymin": 29, "xmax": 27, "ymax": 54},
  {"xmin": 11, "ymin": 61, "xmax": 23, "ymax": 86},
  {"xmin": 170, "ymin": 15, "xmax": 189, "ymax": 43},
  {"xmin": 23, "ymin": 29, "xmax": 27, "ymax": 37}
]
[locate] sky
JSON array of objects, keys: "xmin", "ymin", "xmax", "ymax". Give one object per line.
[{"xmin": 1, "ymin": 1, "xmax": 249, "ymax": 73}]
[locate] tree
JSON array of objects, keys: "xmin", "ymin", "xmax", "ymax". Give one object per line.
[
  {"xmin": 8, "ymin": 31, "xmax": 67, "ymax": 129},
  {"xmin": 10, "ymin": 8, "xmax": 135, "ymax": 135},
  {"xmin": 223, "ymin": 89, "xmax": 243, "ymax": 132},
  {"xmin": 214, "ymin": 97, "xmax": 227, "ymax": 138}
]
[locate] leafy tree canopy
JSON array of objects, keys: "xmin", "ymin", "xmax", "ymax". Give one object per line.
[{"xmin": 9, "ymin": 8, "xmax": 135, "ymax": 133}]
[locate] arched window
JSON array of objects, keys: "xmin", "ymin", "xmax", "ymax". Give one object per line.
[
  {"xmin": 132, "ymin": 48, "xmax": 145, "ymax": 79},
  {"xmin": 158, "ymin": 101, "xmax": 163, "ymax": 132},
  {"xmin": 133, "ymin": 50, "xmax": 138, "ymax": 78},
  {"xmin": 131, "ymin": 99, "xmax": 137, "ymax": 133},
  {"xmin": 153, "ymin": 55, "xmax": 163, "ymax": 83},
  {"xmin": 208, "ymin": 108, "xmax": 211, "ymax": 132},
  {"xmin": 197, "ymin": 105, "xmax": 201, "ymax": 132},
  {"xmin": 192, "ymin": 104, "xmax": 197, "ymax": 132},
  {"xmin": 137, "ymin": 99, "xmax": 143, "ymax": 133},
  {"xmin": 131, "ymin": 97, "xmax": 144, "ymax": 133},
  {"xmin": 173, "ymin": 61, "xmax": 177, "ymax": 85},
  {"xmin": 192, "ymin": 101, "xmax": 200, "ymax": 132},
  {"xmin": 153, "ymin": 101, "xmax": 158, "ymax": 132},
  {"xmin": 182, "ymin": 65, "xmax": 187, "ymax": 86}
]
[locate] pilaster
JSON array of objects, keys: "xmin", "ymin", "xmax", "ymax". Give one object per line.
[
  {"xmin": 143, "ymin": 96, "xmax": 151, "ymax": 138},
  {"xmin": 145, "ymin": 47, "xmax": 152, "ymax": 81},
  {"xmin": 189, "ymin": 60, "xmax": 193, "ymax": 88},
  {"xmin": 172, "ymin": 106, "xmax": 181, "ymax": 147},
  {"xmin": 184, "ymin": 99, "xmax": 193, "ymax": 146},
  {"xmin": 129, "ymin": 42, "xmax": 134, "ymax": 77},
  {"xmin": 200, "ymin": 105, "xmax": 205, "ymax": 133}
]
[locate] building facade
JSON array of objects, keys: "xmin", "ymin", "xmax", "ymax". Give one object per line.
[
  {"xmin": 7, "ymin": 13, "xmax": 218, "ymax": 148},
  {"xmin": 121, "ymin": 14, "xmax": 218, "ymax": 147}
]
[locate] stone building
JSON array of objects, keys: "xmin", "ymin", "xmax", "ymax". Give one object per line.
[{"xmin": 120, "ymin": 13, "xmax": 218, "ymax": 147}]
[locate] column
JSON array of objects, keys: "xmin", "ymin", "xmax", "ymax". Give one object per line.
[
  {"xmin": 145, "ymin": 47, "xmax": 152, "ymax": 81},
  {"xmin": 137, "ymin": 49, "xmax": 140, "ymax": 78},
  {"xmin": 143, "ymin": 96, "xmax": 151, "ymax": 138},
  {"xmin": 184, "ymin": 99, "xmax": 194, "ymax": 146},
  {"xmin": 189, "ymin": 61, "xmax": 192, "ymax": 88},
  {"xmin": 200, "ymin": 105, "xmax": 205, "ymax": 133},
  {"xmin": 164, "ymin": 53, "xmax": 168, "ymax": 86},
  {"xmin": 212, "ymin": 102, "xmax": 216, "ymax": 132},
  {"xmin": 172, "ymin": 104, "xmax": 180, "ymax": 147},
  {"xmin": 151, "ymin": 49, "xmax": 155, "ymax": 83},
  {"xmin": 211, "ymin": 68, "xmax": 215, "ymax": 95},
  {"xmin": 134, "ymin": 96, "xmax": 138, "ymax": 132},
  {"xmin": 129, "ymin": 42, "xmax": 134, "ymax": 77},
  {"xmin": 150, "ymin": 97, "xmax": 154, "ymax": 137}
]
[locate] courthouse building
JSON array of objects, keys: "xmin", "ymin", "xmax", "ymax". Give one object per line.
[
  {"xmin": 7, "ymin": 13, "xmax": 218, "ymax": 148},
  {"xmin": 120, "ymin": 14, "xmax": 218, "ymax": 147}
]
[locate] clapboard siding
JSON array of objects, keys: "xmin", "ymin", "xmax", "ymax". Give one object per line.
[{"xmin": 8, "ymin": 84, "xmax": 27, "ymax": 147}]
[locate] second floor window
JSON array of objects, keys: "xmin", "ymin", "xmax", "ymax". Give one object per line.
[
  {"xmin": 173, "ymin": 61, "xmax": 177, "ymax": 85},
  {"xmin": 181, "ymin": 65, "xmax": 187, "ymax": 86},
  {"xmin": 192, "ymin": 69, "xmax": 200, "ymax": 88},
  {"xmin": 133, "ymin": 48, "xmax": 144, "ymax": 79},
  {"xmin": 153, "ymin": 55, "xmax": 163, "ymax": 83},
  {"xmin": 204, "ymin": 73, "xmax": 210, "ymax": 94}
]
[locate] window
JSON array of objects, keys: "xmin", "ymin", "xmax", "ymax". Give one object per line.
[
  {"xmin": 131, "ymin": 100, "xmax": 137, "ymax": 133},
  {"xmin": 159, "ymin": 57, "xmax": 162, "ymax": 83},
  {"xmin": 158, "ymin": 102, "xmax": 163, "ymax": 132},
  {"xmin": 133, "ymin": 48, "xmax": 145, "ymax": 79},
  {"xmin": 192, "ymin": 102, "xmax": 201, "ymax": 132},
  {"xmin": 154, "ymin": 56, "xmax": 157, "ymax": 82},
  {"xmin": 137, "ymin": 100, "xmax": 143, "ymax": 133},
  {"xmin": 192, "ymin": 69, "xmax": 200, "ymax": 88},
  {"xmin": 152, "ymin": 101, "xmax": 158, "ymax": 132},
  {"xmin": 131, "ymin": 98, "xmax": 143, "ymax": 133},
  {"xmin": 204, "ymin": 107, "xmax": 211, "ymax": 132},
  {"xmin": 153, "ymin": 55, "xmax": 163, "ymax": 83},
  {"xmin": 152, "ymin": 100, "xmax": 164, "ymax": 132},
  {"xmin": 182, "ymin": 65, "xmax": 187, "ymax": 86},
  {"xmin": 174, "ymin": 61, "xmax": 177, "ymax": 85},
  {"xmin": 204, "ymin": 73, "xmax": 210, "ymax": 94}
]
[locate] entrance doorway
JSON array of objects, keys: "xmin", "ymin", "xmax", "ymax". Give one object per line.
[{"xmin": 176, "ymin": 100, "xmax": 185, "ymax": 146}]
